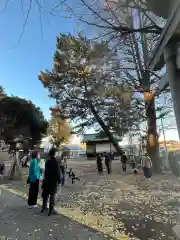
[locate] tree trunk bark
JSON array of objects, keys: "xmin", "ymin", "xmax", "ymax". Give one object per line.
[
  {"xmin": 89, "ymin": 103, "xmax": 123, "ymax": 155},
  {"xmin": 145, "ymin": 99, "xmax": 161, "ymax": 173}
]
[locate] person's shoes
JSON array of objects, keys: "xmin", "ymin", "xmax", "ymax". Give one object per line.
[
  {"xmin": 41, "ymin": 207, "xmax": 48, "ymax": 213},
  {"xmin": 48, "ymin": 209, "xmax": 57, "ymax": 216},
  {"xmin": 28, "ymin": 205, "xmax": 37, "ymax": 209}
]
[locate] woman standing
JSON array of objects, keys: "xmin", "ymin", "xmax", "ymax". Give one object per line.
[
  {"xmin": 27, "ymin": 151, "xmax": 40, "ymax": 208},
  {"xmin": 121, "ymin": 152, "xmax": 128, "ymax": 174},
  {"xmin": 141, "ymin": 153, "xmax": 152, "ymax": 179},
  {"xmin": 96, "ymin": 153, "xmax": 103, "ymax": 174},
  {"xmin": 105, "ymin": 153, "xmax": 112, "ymax": 174}
]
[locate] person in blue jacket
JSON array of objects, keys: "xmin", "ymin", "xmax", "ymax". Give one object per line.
[{"xmin": 27, "ymin": 151, "xmax": 40, "ymax": 208}]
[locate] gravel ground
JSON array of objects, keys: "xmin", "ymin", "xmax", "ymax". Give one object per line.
[
  {"xmin": 1, "ymin": 160, "xmax": 179, "ymax": 239},
  {"xmin": 0, "ymin": 188, "xmax": 106, "ymax": 240}
]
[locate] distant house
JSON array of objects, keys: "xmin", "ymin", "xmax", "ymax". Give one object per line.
[
  {"xmin": 63, "ymin": 144, "xmax": 86, "ymax": 159},
  {"xmin": 82, "ymin": 133, "xmax": 140, "ymax": 158},
  {"xmin": 82, "ymin": 133, "xmax": 120, "ymax": 158},
  {"xmin": 159, "ymin": 140, "xmax": 180, "ymax": 152}
]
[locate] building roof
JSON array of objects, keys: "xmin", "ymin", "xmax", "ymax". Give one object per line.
[
  {"xmin": 82, "ymin": 133, "xmax": 121, "ymax": 143},
  {"xmin": 82, "ymin": 134, "xmax": 97, "ymax": 142}
]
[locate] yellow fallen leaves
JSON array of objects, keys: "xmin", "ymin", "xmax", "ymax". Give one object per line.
[
  {"xmin": 56, "ymin": 206, "xmax": 135, "ymax": 239},
  {"xmin": 0, "ymin": 185, "xmax": 135, "ymax": 240}
]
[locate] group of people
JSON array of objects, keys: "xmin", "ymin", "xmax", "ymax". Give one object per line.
[
  {"xmin": 27, "ymin": 149, "xmax": 60, "ymax": 216},
  {"xmin": 27, "ymin": 148, "xmax": 79, "ymax": 216},
  {"xmin": 96, "ymin": 151, "xmax": 153, "ymax": 179},
  {"xmin": 121, "ymin": 152, "xmax": 153, "ymax": 179},
  {"xmin": 96, "ymin": 152, "xmax": 114, "ymax": 174},
  {"xmin": 27, "ymin": 148, "xmax": 68, "ymax": 216}
]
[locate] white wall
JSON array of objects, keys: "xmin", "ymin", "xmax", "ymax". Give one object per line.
[{"xmin": 96, "ymin": 143, "xmax": 116, "ymax": 153}]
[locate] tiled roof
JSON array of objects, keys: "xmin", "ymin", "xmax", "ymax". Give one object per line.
[
  {"xmin": 82, "ymin": 133, "xmax": 121, "ymax": 142},
  {"xmin": 82, "ymin": 134, "xmax": 98, "ymax": 142}
]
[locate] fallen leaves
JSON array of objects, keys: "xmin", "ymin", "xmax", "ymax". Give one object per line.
[
  {"xmin": 53, "ymin": 162, "xmax": 180, "ymax": 239},
  {"xmin": 3, "ymin": 161, "xmax": 180, "ymax": 239}
]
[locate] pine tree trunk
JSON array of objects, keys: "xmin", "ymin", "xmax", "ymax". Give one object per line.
[
  {"xmin": 146, "ymin": 99, "xmax": 161, "ymax": 173},
  {"xmin": 89, "ymin": 103, "xmax": 123, "ymax": 155}
]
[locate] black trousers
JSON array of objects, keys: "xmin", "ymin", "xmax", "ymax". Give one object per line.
[
  {"xmin": 97, "ymin": 161, "xmax": 103, "ymax": 174},
  {"xmin": 60, "ymin": 166, "xmax": 65, "ymax": 185},
  {"xmin": 143, "ymin": 167, "xmax": 152, "ymax": 178},
  {"xmin": 28, "ymin": 180, "xmax": 39, "ymax": 206},
  {"xmin": 122, "ymin": 163, "xmax": 127, "ymax": 172},
  {"xmin": 72, "ymin": 176, "xmax": 80, "ymax": 184},
  {"xmin": 42, "ymin": 192, "xmax": 55, "ymax": 215},
  {"xmin": 105, "ymin": 161, "xmax": 111, "ymax": 174}
]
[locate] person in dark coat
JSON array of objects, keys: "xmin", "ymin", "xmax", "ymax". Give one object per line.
[
  {"xmin": 105, "ymin": 153, "xmax": 112, "ymax": 174},
  {"xmin": 121, "ymin": 152, "xmax": 128, "ymax": 174},
  {"xmin": 96, "ymin": 153, "xmax": 103, "ymax": 174},
  {"xmin": 41, "ymin": 148, "xmax": 61, "ymax": 216},
  {"xmin": 0, "ymin": 162, "xmax": 5, "ymax": 179}
]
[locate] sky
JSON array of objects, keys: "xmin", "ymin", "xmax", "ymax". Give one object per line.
[
  {"xmin": 0, "ymin": 0, "xmax": 76, "ymax": 119},
  {"xmin": 0, "ymin": 0, "xmax": 179, "ymax": 144}
]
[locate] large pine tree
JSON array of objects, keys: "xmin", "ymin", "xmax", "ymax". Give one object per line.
[{"xmin": 39, "ymin": 34, "xmax": 140, "ymax": 155}]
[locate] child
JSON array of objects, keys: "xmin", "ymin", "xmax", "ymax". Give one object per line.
[
  {"xmin": 132, "ymin": 166, "xmax": 139, "ymax": 174},
  {"xmin": 67, "ymin": 168, "xmax": 80, "ymax": 184},
  {"xmin": 131, "ymin": 157, "xmax": 139, "ymax": 174},
  {"xmin": 59, "ymin": 156, "xmax": 67, "ymax": 186}
]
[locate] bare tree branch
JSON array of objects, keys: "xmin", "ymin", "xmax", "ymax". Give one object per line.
[
  {"xmin": 15, "ymin": 0, "xmax": 33, "ymax": 46},
  {"xmin": 0, "ymin": 0, "xmax": 10, "ymax": 14},
  {"xmin": 20, "ymin": 0, "xmax": 25, "ymax": 17},
  {"xmin": 79, "ymin": 0, "xmax": 116, "ymax": 28},
  {"xmin": 37, "ymin": 1, "xmax": 44, "ymax": 41}
]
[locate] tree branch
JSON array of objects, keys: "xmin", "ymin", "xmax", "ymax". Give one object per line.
[{"xmin": 15, "ymin": 0, "xmax": 33, "ymax": 46}]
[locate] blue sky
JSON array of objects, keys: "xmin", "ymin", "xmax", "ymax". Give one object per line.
[{"xmin": 0, "ymin": 0, "xmax": 76, "ymax": 119}]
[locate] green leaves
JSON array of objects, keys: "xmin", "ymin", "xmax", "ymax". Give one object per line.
[
  {"xmin": 0, "ymin": 96, "xmax": 48, "ymax": 145},
  {"xmin": 39, "ymin": 33, "xmax": 137, "ymax": 137}
]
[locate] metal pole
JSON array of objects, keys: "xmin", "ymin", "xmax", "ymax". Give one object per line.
[
  {"xmin": 160, "ymin": 117, "xmax": 169, "ymax": 169},
  {"xmin": 163, "ymin": 38, "xmax": 180, "ymax": 139},
  {"xmin": 160, "ymin": 117, "xmax": 167, "ymax": 149}
]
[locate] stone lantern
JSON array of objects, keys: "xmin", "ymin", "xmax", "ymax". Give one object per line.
[{"xmin": 8, "ymin": 136, "xmax": 28, "ymax": 179}]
